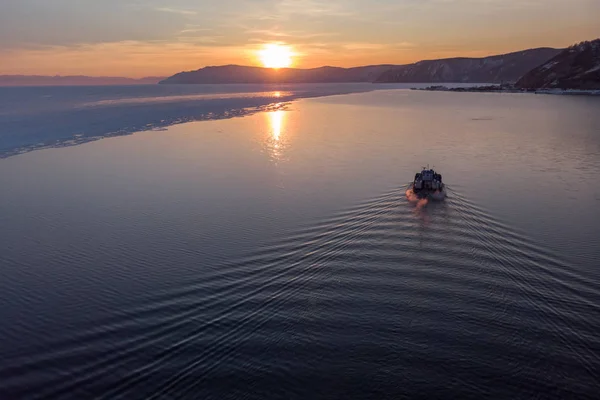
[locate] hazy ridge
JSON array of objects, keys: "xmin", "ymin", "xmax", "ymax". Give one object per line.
[
  {"xmin": 159, "ymin": 65, "xmax": 396, "ymax": 84},
  {"xmin": 0, "ymin": 75, "xmax": 165, "ymax": 86}
]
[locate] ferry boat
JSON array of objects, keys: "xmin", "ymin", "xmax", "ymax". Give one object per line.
[{"xmin": 408, "ymin": 166, "xmax": 446, "ymax": 201}]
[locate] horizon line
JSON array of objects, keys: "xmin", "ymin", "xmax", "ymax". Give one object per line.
[{"xmin": 0, "ymin": 43, "xmax": 573, "ymax": 80}]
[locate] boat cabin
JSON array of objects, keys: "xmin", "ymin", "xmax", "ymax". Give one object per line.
[{"xmin": 413, "ymin": 168, "xmax": 443, "ymax": 191}]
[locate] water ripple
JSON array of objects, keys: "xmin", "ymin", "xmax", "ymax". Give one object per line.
[{"xmin": 1, "ymin": 187, "xmax": 599, "ymax": 399}]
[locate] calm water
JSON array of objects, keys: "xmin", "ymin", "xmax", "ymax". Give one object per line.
[
  {"xmin": 0, "ymin": 83, "xmax": 430, "ymax": 157},
  {"xmin": 0, "ymin": 89, "xmax": 599, "ymax": 399}
]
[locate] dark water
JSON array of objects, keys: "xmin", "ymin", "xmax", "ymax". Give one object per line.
[{"xmin": 0, "ymin": 90, "xmax": 599, "ymax": 399}]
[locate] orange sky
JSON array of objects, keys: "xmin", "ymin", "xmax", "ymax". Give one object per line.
[{"xmin": 1, "ymin": 0, "xmax": 599, "ymax": 77}]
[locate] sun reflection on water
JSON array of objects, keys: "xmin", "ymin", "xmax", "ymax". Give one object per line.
[
  {"xmin": 270, "ymin": 109, "xmax": 284, "ymax": 142},
  {"xmin": 265, "ymin": 107, "xmax": 288, "ymax": 163}
]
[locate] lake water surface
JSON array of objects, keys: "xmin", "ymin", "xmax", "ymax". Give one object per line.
[{"xmin": 1, "ymin": 89, "xmax": 599, "ymax": 399}]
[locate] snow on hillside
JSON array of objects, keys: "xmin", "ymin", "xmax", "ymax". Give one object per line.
[{"xmin": 516, "ymin": 39, "xmax": 600, "ymax": 90}]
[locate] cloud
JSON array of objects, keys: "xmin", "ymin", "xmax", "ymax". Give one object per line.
[
  {"xmin": 155, "ymin": 7, "xmax": 197, "ymax": 16},
  {"xmin": 0, "ymin": 40, "xmax": 255, "ymax": 77},
  {"xmin": 342, "ymin": 43, "xmax": 387, "ymax": 51},
  {"xmin": 244, "ymin": 29, "xmax": 340, "ymax": 41},
  {"xmin": 341, "ymin": 42, "xmax": 413, "ymax": 51},
  {"xmin": 0, "ymin": 0, "xmax": 188, "ymax": 48},
  {"xmin": 276, "ymin": 0, "xmax": 356, "ymax": 17},
  {"xmin": 1, "ymin": 0, "xmax": 599, "ymax": 75}
]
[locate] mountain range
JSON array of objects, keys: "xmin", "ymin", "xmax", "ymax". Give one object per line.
[
  {"xmin": 4, "ymin": 40, "xmax": 598, "ymax": 89},
  {"xmin": 159, "ymin": 65, "xmax": 396, "ymax": 84},
  {"xmin": 159, "ymin": 47, "xmax": 561, "ymax": 85},
  {"xmin": 374, "ymin": 48, "xmax": 561, "ymax": 83},
  {"xmin": 516, "ymin": 39, "xmax": 600, "ymax": 90}
]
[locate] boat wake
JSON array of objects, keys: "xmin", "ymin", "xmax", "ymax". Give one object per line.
[
  {"xmin": 405, "ymin": 187, "xmax": 429, "ymax": 210},
  {"xmin": 1, "ymin": 187, "xmax": 598, "ymax": 399}
]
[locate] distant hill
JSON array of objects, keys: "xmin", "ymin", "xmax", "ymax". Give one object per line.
[
  {"xmin": 159, "ymin": 65, "xmax": 397, "ymax": 84},
  {"xmin": 515, "ymin": 39, "xmax": 600, "ymax": 90},
  {"xmin": 160, "ymin": 47, "xmax": 562, "ymax": 85},
  {"xmin": 0, "ymin": 75, "xmax": 165, "ymax": 86},
  {"xmin": 374, "ymin": 48, "xmax": 561, "ymax": 84}
]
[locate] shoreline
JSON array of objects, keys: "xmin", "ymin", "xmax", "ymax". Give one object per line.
[
  {"xmin": 3, "ymin": 82, "xmax": 598, "ymax": 160},
  {"xmin": 0, "ymin": 101, "xmax": 292, "ymax": 160},
  {"xmin": 411, "ymin": 84, "xmax": 600, "ymax": 96}
]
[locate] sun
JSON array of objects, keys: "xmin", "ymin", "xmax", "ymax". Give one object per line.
[{"xmin": 258, "ymin": 44, "xmax": 294, "ymax": 69}]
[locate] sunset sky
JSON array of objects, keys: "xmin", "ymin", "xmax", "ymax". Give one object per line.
[{"xmin": 2, "ymin": 0, "xmax": 599, "ymax": 77}]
